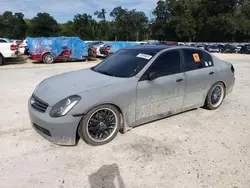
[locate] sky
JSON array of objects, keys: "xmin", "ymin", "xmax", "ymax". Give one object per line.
[{"xmin": 0, "ymin": 0, "xmax": 157, "ymax": 23}]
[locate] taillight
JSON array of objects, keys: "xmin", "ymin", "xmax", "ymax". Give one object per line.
[
  {"xmin": 105, "ymin": 47, "xmax": 110, "ymax": 51},
  {"xmin": 10, "ymin": 44, "xmax": 16, "ymax": 51}
]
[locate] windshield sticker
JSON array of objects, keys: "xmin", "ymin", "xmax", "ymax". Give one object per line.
[
  {"xmin": 137, "ymin": 53, "xmax": 152, "ymax": 60},
  {"xmin": 193, "ymin": 53, "xmax": 200, "ymax": 63},
  {"xmin": 205, "ymin": 61, "xmax": 208, "ymax": 66}
]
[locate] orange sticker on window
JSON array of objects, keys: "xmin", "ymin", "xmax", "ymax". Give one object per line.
[{"xmin": 193, "ymin": 53, "xmax": 200, "ymax": 63}]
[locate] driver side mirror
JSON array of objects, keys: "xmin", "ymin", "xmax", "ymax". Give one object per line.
[{"xmin": 147, "ymin": 72, "xmax": 158, "ymax": 81}]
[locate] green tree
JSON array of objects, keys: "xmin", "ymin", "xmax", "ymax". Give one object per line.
[
  {"xmin": 60, "ymin": 21, "xmax": 76, "ymax": 36},
  {"xmin": 0, "ymin": 11, "xmax": 27, "ymax": 39},
  {"xmin": 94, "ymin": 9, "xmax": 106, "ymax": 21},
  {"xmin": 94, "ymin": 9, "xmax": 109, "ymax": 40},
  {"xmin": 170, "ymin": 0, "xmax": 196, "ymax": 41},
  {"xmin": 151, "ymin": 0, "xmax": 178, "ymax": 41},
  {"xmin": 29, "ymin": 13, "xmax": 60, "ymax": 37},
  {"xmin": 110, "ymin": 6, "xmax": 128, "ymax": 40},
  {"xmin": 110, "ymin": 7, "xmax": 148, "ymax": 41},
  {"xmin": 73, "ymin": 13, "xmax": 98, "ymax": 40}
]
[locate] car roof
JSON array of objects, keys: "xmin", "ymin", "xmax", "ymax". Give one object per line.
[
  {"xmin": 126, "ymin": 45, "xmax": 206, "ymax": 54},
  {"xmin": 125, "ymin": 45, "xmax": 173, "ymax": 55}
]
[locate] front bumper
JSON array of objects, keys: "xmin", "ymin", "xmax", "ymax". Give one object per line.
[{"xmin": 28, "ymin": 100, "xmax": 82, "ymax": 145}]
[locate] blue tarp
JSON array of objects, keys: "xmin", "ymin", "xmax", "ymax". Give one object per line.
[
  {"xmin": 27, "ymin": 37, "xmax": 88, "ymax": 59},
  {"xmin": 105, "ymin": 42, "xmax": 140, "ymax": 53}
]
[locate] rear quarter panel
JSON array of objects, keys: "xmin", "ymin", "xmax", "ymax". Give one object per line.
[{"xmin": 212, "ymin": 55, "xmax": 235, "ymax": 94}]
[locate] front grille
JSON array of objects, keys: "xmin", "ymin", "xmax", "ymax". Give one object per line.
[
  {"xmin": 33, "ymin": 123, "xmax": 51, "ymax": 137},
  {"xmin": 31, "ymin": 95, "xmax": 49, "ymax": 113}
]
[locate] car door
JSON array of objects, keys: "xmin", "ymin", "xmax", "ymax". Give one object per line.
[
  {"xmin": 136, "ymin": 49, "xmax": 186, "ymax": 122},
  {"xmin": 181, "ymin": 48, "xmax": 216, "ymax": 110}
]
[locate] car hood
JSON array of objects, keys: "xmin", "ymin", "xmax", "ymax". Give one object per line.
[{"xmin": 33, "ymin": 68, "xmax": 119, "ymax": 105}]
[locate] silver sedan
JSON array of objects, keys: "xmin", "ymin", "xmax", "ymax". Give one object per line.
[{"xmin": 28, "ymin": 45, "xmax": 235, "ymax": 146}]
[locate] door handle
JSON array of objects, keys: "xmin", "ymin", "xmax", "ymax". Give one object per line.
[
  {"xmin": 209, "ymin": 72, "xmax": 214, "ymax": 75},
  {"xmin": 176, "ymin": 78, "xmax": 183, "ymax": 83}
]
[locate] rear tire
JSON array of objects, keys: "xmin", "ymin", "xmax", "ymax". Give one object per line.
[
  {"xmin": 42, "ymin": 53, "xmax": 54, "ymax": 64},
  {"xmin": 78, "ymin": 104, "xmax": 121, "ymax": 146},
  {"xmin": 204, "ymin": 82, "xmax": 225, "ymax": 110}
]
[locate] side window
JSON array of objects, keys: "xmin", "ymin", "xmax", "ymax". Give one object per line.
[
  {"xmin": 183, "ymin": 49, "xmax": 213, "ymax": 72},
  {"xmin": 0, "ymin": 39, "xmax": 7, "ymax": 43},
  {"xmin": 146, "ymin": 50, "xmax": 181, "ymax": 78}
]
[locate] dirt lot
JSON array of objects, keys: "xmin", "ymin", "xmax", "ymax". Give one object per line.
[{"xmin": 0, "ymin": 54, "xmax": 249, "ymax": 188}]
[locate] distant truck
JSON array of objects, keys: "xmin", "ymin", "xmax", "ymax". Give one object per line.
[{"xmin": 0, "ymin": 38, "xmax": 19, "ymax": 65}]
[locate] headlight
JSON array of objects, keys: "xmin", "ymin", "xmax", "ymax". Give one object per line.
[{"xmin": 50, "ymin": 95, "xmax": 81, "ymax": 117}]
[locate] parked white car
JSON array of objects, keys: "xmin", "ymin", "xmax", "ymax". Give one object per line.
[
  {"xmin": 135, "ymin": 41, "xmax": 149, "ymax": 45},
  {"xmin": 18, "ymin": 40, "xmax": 28, "ymax": 55},
  {"xmin": 0, "ymin": 38, "xmax": 19, "ymax": 65},
  {"xmin": 0, "ymin": 38, "xmax": 12, "ymax": 43}
]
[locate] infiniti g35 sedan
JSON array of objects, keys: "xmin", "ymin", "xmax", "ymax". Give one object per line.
[{"xmin": 28, "ymin": 45, "xmax": 235, "ymax": 146}]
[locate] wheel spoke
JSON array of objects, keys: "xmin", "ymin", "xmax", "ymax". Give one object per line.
[
  {"xmin": 211, "ymin": 86, "xmax": 223, "ymax": 105},
  {"xmin": 109, "ymin": 115, "xmax": 115, "ymax": 122},
  {"xmin": 99, "ymin": 132, "xmax": 103, "ymax": 139},
  {"xmin": 89, "ymin": 119, "xmax": 99, "ymax": 126}
]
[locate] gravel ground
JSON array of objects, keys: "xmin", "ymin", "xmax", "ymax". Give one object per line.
[{"xmin": 0, "ymin": 54, "xmax": 249, "ymax": 188}]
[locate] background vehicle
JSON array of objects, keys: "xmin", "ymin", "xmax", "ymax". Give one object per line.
[
  {"xmin": 88, "ymin": 41, "xmax": 104, "ymax": 46},
  {"xmin": 18, "ymin": 40, "xmax": 29, "ymax": 55},
  {"xmin": 12, "ymin": 40, "xmax": 23, "ymax": 46},
  {"xmin": 29, "ymin": 45, "xmax": 235, "ymax": 146},
  {"xmin": 221, "ymin": 44, "xmax": 237, "ymax": 53},
  {"xmin": 136, "ymin": 41, "xmax": 149, "ymax": 45},
  {"xmin": 196, "ymin": 44, "xmax": 205, "ymax": 50},
  {"xmin": 235, "ymin": 45, "xmax": 243, "ymax": 53},
  {"xmin": 206, "ymin": 44, "xmax": 224, "ymax": 52},
  {"xmin": 94, "ymin": 43, "xmax": 107, "ymax": 57},
  {"xmin": 99, "ymin": 42, "xmax": 140, "ymax": 57},
  {"xmin": 27, "ymin": 37, "xmax": 89, "ymax": 64},
  {"xmin": 239, "ymin": 44, "xmax": 250, "ymax": 54},
  {"xmin": 0, "ymin": 38, "xmax": 19, "ymax": 65},
  {"xmin": 0, "ymin": 38, "xmax": 13, "ymax": 43},
  {"xmin": 88, "ymin": 44, "xmax": 97, "ymax": 60},
  {"xmin": 100, "ymin": 43, "xmax": 112, "ymax": 57}
]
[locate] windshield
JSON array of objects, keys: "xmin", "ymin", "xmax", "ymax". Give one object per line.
[{"xmin": 91, "ymin": 49, "xmax": 155, "ymax": 78}]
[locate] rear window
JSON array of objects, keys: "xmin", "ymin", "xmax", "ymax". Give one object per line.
[
  {"xmin": 0, "ymin": 39, "xmax": 7, "ymax": 43},
  {"xmin": 183, "ymin": 49, "xmax": 214, "ymax": 71}
]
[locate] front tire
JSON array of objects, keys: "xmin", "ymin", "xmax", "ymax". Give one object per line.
[
  {"xmin": 204, "ymin": 82, "xmax": 225, "ymax": 110},
  {"xmin": 42, "ymin": 53, "xmax": 54, "ymax": 64},
  {"xmin": 78, "ymin": 104, "xmax": 121, "ymax": 146}
]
